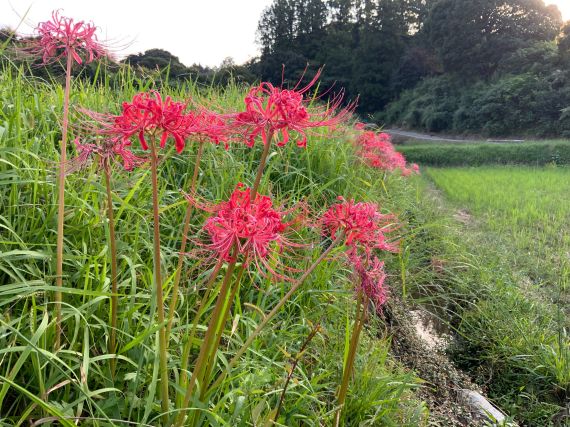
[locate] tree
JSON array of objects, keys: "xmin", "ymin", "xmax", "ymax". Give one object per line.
[
  {"xmin": 123, "ymin": 49, "xmax": 187, "ymax": 77},
  {"xmin": 558, "ymin": 21, "xmax": 570, "ymax": 63},
  {"xmin": 257, "ymin": 0, "xmax": 297, "ymax": 55},
  {"xmin": 425, "ymin": 0, "xmax": 562, "ymax": 77}
]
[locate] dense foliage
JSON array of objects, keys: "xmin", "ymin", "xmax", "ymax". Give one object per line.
[
  {"xmin": 254, "ymin": 0, "xmax": 569, "ymax": 136},
  {"xmin": 254, "ymin": 0, "xmax": 430, "ymax": 114}
]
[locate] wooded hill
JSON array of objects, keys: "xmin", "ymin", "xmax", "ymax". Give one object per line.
[{"xmin": 254, "ymin": 0, "xmax": 570, "ymax": 137}]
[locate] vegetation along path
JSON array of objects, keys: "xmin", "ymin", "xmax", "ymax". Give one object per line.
[{"xmin": 400, "ymin": 166, "xmax": 570, "ymax": 426}]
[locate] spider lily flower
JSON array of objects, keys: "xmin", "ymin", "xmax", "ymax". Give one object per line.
[
  {"xmin": 189, "ymin": 184, "xmax": 303, "ymax": 279},
  {"xmin": 186, "ymin": 108, "xmax": 232, "ymax": 149},
  {"xmin": 67, "ymin": 137, "xmax": 146, "ymax": 173},
  {"xmin": 234, "ymin": 69, "xmax": 356, "ymax": 148},
  {"xmin": 78, "ymin": 91, "xmax": 199, "ymax": 154},
  {"xmin": 321, "ymin": 197, "xmax": 399, "ymax": 257},
  {"xmin": 355, "ymin": 131, "xmax": 419, "ymax": 176},
  {"xmin": 349, "ymin": 254, "xmax": 388, "ymax": 312},
  {"xmin": 29, "ymin": 9, "xmax": 108, "ymax": 65},
  {"xmin": 111, "ymin": 91, "xmax": 194, "ymax": 153}
]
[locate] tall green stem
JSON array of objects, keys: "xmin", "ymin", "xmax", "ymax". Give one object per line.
[
  {"xmin": 251, "ymin": 130, "xmax": 274, "ymax": 199},
  {"xmin": 55, "ymin": 53, "xmax": 73, "ymax": 350},
  {"xmin": 103, "ymin": 161, "xmax": 119, "ymax": 376},
  {"xmin": 175, "ymin": 258, "xmax": 238, "ymax": 427},
  {"xmin": 200, "ymin": 265, "xmax": 245, "ymax": 398},
  {"xmin": 149, "ymin": 138, "xmax": 169, "ymax": 420},
  {"xmin": 207, "ymin": 231, "xmax": 346, "ymax": 393},
  {"xmin": 273, "ymin": 321, "xmax": 321, "ymax": 422},
  {"xmin": 166, "ymin": 140, "xmax": 205, "ymax": 344},
  {"xmin": 335, "ymin": 291, "xmax": 367, "ymax": 427},
  {"xmin": 177, "ymin": 259, "xmax": 223, "ymax": 407}
]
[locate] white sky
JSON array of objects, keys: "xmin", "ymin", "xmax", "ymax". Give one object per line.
[
  {"xmin": 548, "ymin": 1, "xmax": 570, "ymax": 22},
  {"xmin": 0, "ymin": 1, "xmax": 568, "ymax": 67},
  {"xmin": 0, "ymin": 0, "xmax": 273, "ymax": 67}
]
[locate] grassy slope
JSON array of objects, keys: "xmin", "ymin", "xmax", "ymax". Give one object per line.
[
  {"xmin": 0, "ymin": 65, "xmax": 426, "ymax": 425},
  {"xmin": 396, "ymin": 140, "xmax": 570, "ymax": 166},
  {"xmin": 405, "ymin": 167, "xmax": 569, "ymax": 426}
]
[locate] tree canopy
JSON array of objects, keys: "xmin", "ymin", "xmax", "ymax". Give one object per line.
[{"xmin": 253, "ymin": 0, "xmax": 568, "ymax": 136}]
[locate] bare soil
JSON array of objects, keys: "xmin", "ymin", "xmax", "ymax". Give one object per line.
[{"xmin": 383, "ymin": 298, "xmax": 491, "ymax": 426}]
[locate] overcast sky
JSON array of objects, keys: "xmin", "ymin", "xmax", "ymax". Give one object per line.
[{"xmin": 0, "ymin": 1, "xmax": 568, "ymax": 68}]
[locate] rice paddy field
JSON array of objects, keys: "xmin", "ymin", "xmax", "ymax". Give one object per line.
[
  {"xmin": 409, "ymin": 163, "xmax": 570, "ymax": 426},
  {"xmin": 427, "ymin": 166, "xmax": 570, "ymax": 297}
]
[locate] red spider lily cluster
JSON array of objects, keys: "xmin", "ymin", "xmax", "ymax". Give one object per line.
[
  {"xmin": 76, "ymin": 92, "xmax": 231, "ymax": 165},
  {"xmin": 188, "ymin": 184, "xmax": 301, "ymax": 279},
  {"xmin": 234, "ymin": 70, "xmax": 355, "ymax": 148},
  {"xmin": 355, "ymin": 130, "xmax": 419, "ymax": 176},
  {"xmin": 349, "ymin": 253, "xmax": 387, "ymax": 312},
  {"xmin": 321, "ymin": 197, "xmax": 399, "ymax": 257},
  {"xmin": 321, "ymin": 197, "xmax": 398, "ymax": 309},
  {"xmin": 31, "ymin": 9, "xmax": 107, "ymax": 65},
  {"xmin": 191, "ymin": 108, "xmax": 231, "ymax": 149},
  {"xmin": 68, "ymin": 138, "xmax": 146, "ymax": 173},
  {"xmin": 112, "ymin": 91, "xmax": 195, "ymax": 153}
]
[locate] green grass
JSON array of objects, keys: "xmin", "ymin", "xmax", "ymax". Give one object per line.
[
  {"xmin": 396, "ymin": 140, "xmax": 570, "ymax": 166},
  {"xmin": 399, "ymin": 167, "xmax": 569, "ymax": 426},
  {"xmin": 0, "ymin": 64, "xmax": 427, "ymax": 425},
  {"xmin": 426, "ymin": 166, "xmax": 570, "ymax": 293}
]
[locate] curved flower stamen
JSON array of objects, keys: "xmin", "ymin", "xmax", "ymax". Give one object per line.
[
  {"xmin": 31, "ymin": 9, "xmax": 108, "ymax": 65},
  {"xmin": 234, "ymin": 70, "xmax": 356, "ymax": 148}
]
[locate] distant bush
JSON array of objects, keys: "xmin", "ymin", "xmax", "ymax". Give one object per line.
[{"xmin": 397, "ymin": 141, "xmax": 570, "ymax": 166}]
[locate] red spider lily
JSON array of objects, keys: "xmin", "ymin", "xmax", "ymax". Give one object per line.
[
  {"xmin": 187, "ymin": 108, "xmax": 231, "ymax": 149},
  {"xmin": 234, "ymin": 70, "xmax": 355, "ymax": 148},
  {"xmin": 321, "ymin": 197, "xmax": 399, "ymax": 257},
  {"xmin": 349, "ymin": 254, "xmax": 388, "ymax": 312},
  {"xmin": 77, "ymin": 95, "xmax": 227, "ymax": 154},
  {"xmin": 67, "ymin": 137, "xmax": 146, "ymax": 173},
  {"xmin": 189, "ymin": 184, "xmax": 303, "ymax": 278},
  {"xmin": 31, "ymin": 10, "xmax": 107, "ymax": 65},
  {"xmin": 356, "ymin": 131, "xmax": 419, "ymax": 176},
  {"xmin": 111, "ymin": 91, "xmax": 194, "ymax": 153}
]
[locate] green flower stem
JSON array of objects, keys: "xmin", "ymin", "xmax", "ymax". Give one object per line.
[
  {"xmin": 103, "ymin": 160, "xmax": 119, "ymax": 377},
  {"xmin": 251, "ymin": 130, "xmax": 274, "ymax": 199},
  {"xmin": 207, "ymin": 231, "xmax": 346, "ymax": 393},
  {"xmin": 54, "ymin": 53, "xmax": 73, "ymax": 350},
  {"xmin": 167, "ymin": 140, "xmax": 205, "ymax": 344},
  {"xmin": 177, "ymin": 259, "xmax": 223, "ymax": 407},
  {"xmin": 149, "ymin": 137, "xmax": 169, "ymax": 421},
  {"xmin": 200, "ymin": 265, "xmax": 246, "ymax": 399},
  {"xmin": 273, "ymin": 320, "xmax": 321, "ymax": 422},
  {"xmin": 175, "ymin": 256, "xmax": 238, "ymax": 427},
  {"xmin": 335, "ymin": 291, "xmax": 367, "ymax": 427}
]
